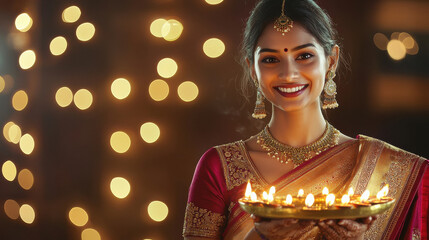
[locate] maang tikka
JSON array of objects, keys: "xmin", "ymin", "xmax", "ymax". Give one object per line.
[
  {"xmin": 274, "ymin": 0, "xmax": 293, "ymax": 35},
  {"xmin": 323, "ymin": 70, "xmax": 339, "ymax": 109}
]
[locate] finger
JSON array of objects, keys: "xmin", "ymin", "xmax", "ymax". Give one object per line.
[
  {"xmin": 318, "ymin": 221, "xmax": 341, "ymax": 240},
  {"xmin": 330, "ymin": 220, "xmax": 362, "ymax": 238},
  {"xmin": 282, "ymin": 218, "xmax": 298, "ymax": 225},
  {"xmin": 338, "ymin": 219, "xmax": 368, "ymax": 233}
]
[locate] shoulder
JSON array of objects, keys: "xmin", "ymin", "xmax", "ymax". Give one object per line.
[{"xmin": 358, "ymin": 135, "xmax": 427, "ymax": 163}]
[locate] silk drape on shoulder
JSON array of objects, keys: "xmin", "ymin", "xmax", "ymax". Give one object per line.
[{"xmin": 183, "ymin": 136, "xmax": 428, "ymax": 239}]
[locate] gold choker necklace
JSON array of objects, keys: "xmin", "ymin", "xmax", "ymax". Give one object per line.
[{"xmin": 256, "ymin": 122, "xmax": 340, "ymax": 168}]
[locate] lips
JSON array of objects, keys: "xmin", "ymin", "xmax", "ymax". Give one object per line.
[{"xmin": 274, "ymin": 84, "xmax": 308, "ymax": 97}]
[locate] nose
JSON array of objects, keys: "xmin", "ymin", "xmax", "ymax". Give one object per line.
[{"xmin": 278, "ymin": 58, "xmax": 298, "ymax": 82}]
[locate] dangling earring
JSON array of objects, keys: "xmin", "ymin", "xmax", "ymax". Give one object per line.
[
  {"xmin": 323, "ymin": 70, "xmax": 339, "ymax": 109},
  {"xmin": 252, "ymin": 90, "xmax": 267, "ymax": 119}
]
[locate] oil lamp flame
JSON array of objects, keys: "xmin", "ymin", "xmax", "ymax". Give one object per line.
[
  {"xmin": 326, "ymin": 193, "xmax": 335, "ymax": 206},
  {"xmin": 341, "ymin": 194, "xmax": 350, "ymax": 204},
  {"xmin": 245, "ymin": 180, "xmax": 252, "ymax": 198},
  {"xmin": 376, "ymin": 190, "xmax": 383, "ymax": 200},
  {"xmin": 268, "ymin": 193, "xmax": 274, "ymax": 202},
  {"xmin": 305, "ymin": 194, "xmax": 315, "ymax": 207},
  {"xmin": 262, "ymin": 191, "xmax": 268, "ymax": 201},
  {"xmin": 298, "ymin": 189, "xmax": 304, "ymax": 197},
  {"xmin": 285, "ymin": 194, "xmax": 293, "ymax": 205},
  {"xmin": 361, "ymin": 190, "xmax": 370, "ymax": 202},
  {"xmin": 348, "ymin": 187, "xmax": 354, "ymax": 196},
  {"xmin": 250, "ymin": 192, "xmax": 257, "ymax": 202},
  {"xmin": 322, "ymin": 187, "xmax": 329, "ymax": 195},
  {"xmin": 381, "ymin": 184, "xmax": 389, "ymax": 197},
  {"xmin": 269, "ymin": 186, "xmax": 276, "ymax": 196}
]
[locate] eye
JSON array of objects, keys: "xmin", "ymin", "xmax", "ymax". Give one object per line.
[
  {"xmin": 296, "ymin": 53, "xmax": 314, "ymax": 60},
  {"xmin": 261, "ymin": 57, "xmax": 279, "ymax": 63}
]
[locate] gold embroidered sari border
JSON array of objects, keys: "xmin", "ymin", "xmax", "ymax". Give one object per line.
[{"xmin": 183, "ymin": 202, "xmax": 226, "ymax": 238}]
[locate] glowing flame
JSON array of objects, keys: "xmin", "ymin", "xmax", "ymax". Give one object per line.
[
  {"xmin": 250, "ymin": 192, "xmax": 257, "ymax": 202},
  {"xmin": 305, "ymin": 194, "xmax": 314, "ymax": 207},
  {"xmin": 361, "ymin": 190, "xmax": 370, "ymax": 202},
  {"xmin": 245, "ymin": 180, "xmax": 252, "ymax": 198},
  {"xmin": 267, "ymin": 193, "xmax": 274, "ymax": 202},
  {"xmin": 269, "ymin": 186, "xmax": 276, "ymax": 196},
  {"xmin": 297, "ymin": 189, "xmax": 304, "ymax": 197},
  {"xmin": 285, "ymin": 194, "xmax": 293, "ymax": 205},
  {"xmin": 341, "ymin": 194, "xmax": 350, "ymax": 204},
  {"xmin": 262, "ymin": 191, "xmax": 268, "ymax": 201},
  {"xmin": 326, "ymin": 194, "xmax": 335, "ymax": 207},
  {"xmin": 376, "ymin": 190, "xmax": 383, "ymax": 200},
  {"xmin": 322, "ymin": 187, "xmax": 329, "ymax": 195},
  {"xmin": 380, "ymin": 184, "xmax": 389, "ymax": 197},
  {"xmin": 348, "ymin": 187, "xmax": 354, "ymax": 196}
]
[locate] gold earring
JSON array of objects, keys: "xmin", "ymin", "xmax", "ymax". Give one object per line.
[
  {"xmin": 252, "ymin": 90, "xmax": 267, "ymax": 119},
  {"xmin": 323, "ymin": 70, "xmax": 339, "ymax": 109}
]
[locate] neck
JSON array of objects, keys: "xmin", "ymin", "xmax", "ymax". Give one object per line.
[{"xmin": 267, "ymin": 102, "xmax": 326, "ymax": 147}]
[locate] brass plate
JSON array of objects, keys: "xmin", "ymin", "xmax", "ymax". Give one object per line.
[{"xmin": 238, "ymin": 199, "xmax": 395, "ymax": 219}]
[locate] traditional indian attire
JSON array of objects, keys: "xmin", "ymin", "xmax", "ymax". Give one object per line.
[{"xmin": 183, "ymin": 135, "xmax": 428, "ymax": 239}]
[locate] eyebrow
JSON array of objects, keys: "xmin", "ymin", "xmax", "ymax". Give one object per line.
[{"xmin": 257, "ymin": 43, "xmax": 316, "ymax": 54}]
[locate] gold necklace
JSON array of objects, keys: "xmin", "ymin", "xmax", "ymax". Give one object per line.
[{"xmin": 256, "ymin": 122, "xmax": 340, "ymax": 168}]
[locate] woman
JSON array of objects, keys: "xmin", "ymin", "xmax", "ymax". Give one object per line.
[{"xmin": 183, "ymin": 0, "xmax": 428, "ymax": 239}]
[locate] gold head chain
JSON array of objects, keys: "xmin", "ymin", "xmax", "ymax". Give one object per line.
[{"xmin": 273, "ymin": 0, "xmax": 294, "ymax": 35}]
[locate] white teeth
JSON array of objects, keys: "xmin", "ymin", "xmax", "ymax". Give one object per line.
[{"xmin": 277, "ymin": 85, "xmax": 305, "ymax": 93}]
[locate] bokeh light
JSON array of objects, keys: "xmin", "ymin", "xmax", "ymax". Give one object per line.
[
  {"xmin": 373, "ymin": 33, "xmax": 388, "ymax": 51},
  {"xmin": 203, "ymin": 38, "xmax": 226, "ymax": 58},
  {"xmin": 161, "ymin": 19, "xmax": 183, "ymax": 41},
  {"xmin": 18, "ymin": 169, "xmax": 34, "ymax": 190},
  {"xmin": 55, "ymin": 87, "xmax": 73, "ymax": 107},
  {"xmin": 147, "ymin": 201, "xmax": 168, "ymax": 222},
  {"xmin": 19, "ymin": 134, "xmax": 35, "ymax": 155},
  {"xmin": 3, "ymin": 122, "xmax": 15, "ymax": 142},
  {"xmin": 15, "ymin": 13, "xmax": 33, "ymax": 32},
  {"xmin": 12, "ymin": 90, "xmax": 29, "ymax": 111},
  {"xmin": 69, "ymin": 207, "xmax": 89, "ymax": 227},
  {"xmin": 19, "ymin": 204, "xmax": 35, "ymax": 224},
  {"xmin": 4, "ymin": 199, "xmax": 20, "ymax": 220},
  {"xmin": 62, "ymin": 6, "xmax": 81, "ymax": 23},
  {"xmin": 74, "ymin": 89, "xmax": 93, "ymax": 110},
  {"xmin": 76, "ymin": 22, "xmax": 95, "ymax": 41},
  {"xmin": 19, "ymin": 50, "xmax": 36, "ymax": 70},
  {"xmin": 8, "ymin": 123, "xmax": 22, "ymax": 144},
  {"xmin": 157, "ymin": 58, "xmax": 178, "ymax": 78},
  {"xmin": 140, "ymin": 122, "xmax": 160, "ymax": 143},
  {"xmin": 111, "ymin": 78, "xmax": 131, "ymax": 100},
  {"xmin": 148, "ymin": 79, "xmax": 169, "ymax": 101},
  {"xmin": 110, "ymin": 177, "xmax": 131, "ymax": 199},
  {"xmin": 50, "ymin": 36, "xmax": 68, "ymax": 56},
  {"xmin": 110, "ymin": 131, "xmax": 131, "ymax": 153},
  {"xmin": 205, "ymin": 0, "xmax": 224, "ymax": 5},
  {"xmin": 2, "ymin": 160, "xmax": 17, "ymax": 182},
  {"xmin": 0, "ymin": 76, "xmax": 5, "ymax": 93},
  {"xmin": 81, "ymin": 228, "xmax": 101, "ymax": 240},
  {"xmin": 387, "ymin": 39, "xmax": 406, "ymax": 60},
  {"xmin": 150, "ymin": 18, "xmax": 167, "ymax": 38},
  {"xmin": 178, "ymin": 81, "xmax": 199, "ymax": 102}
]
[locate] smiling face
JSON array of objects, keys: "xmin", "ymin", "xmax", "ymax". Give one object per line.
[{"xmin": 251, "ymin": 22, "xmax": 337, "ymax": 113}]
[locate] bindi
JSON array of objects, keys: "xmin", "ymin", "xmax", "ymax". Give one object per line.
[{"xmin": 284, "ymin": 48, "xmax": 288, "ymax": 52}]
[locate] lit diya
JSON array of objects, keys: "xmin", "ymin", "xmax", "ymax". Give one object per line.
[{"xmin": 351, "ymin": 189, "xmax": 371, "ymax": 207}]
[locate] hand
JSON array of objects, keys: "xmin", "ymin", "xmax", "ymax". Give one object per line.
[
  {"xmin": 317, "ymin": 216, "xmax": 378, "ymax": 240},
  {"xmin": 252, "ymin": 215, "xmax": 316, "ymax": 240}
]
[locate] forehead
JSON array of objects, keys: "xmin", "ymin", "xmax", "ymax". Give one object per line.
[{"xmin": 256, "ymin": 22, "xmax": 321, "ymax": 52}]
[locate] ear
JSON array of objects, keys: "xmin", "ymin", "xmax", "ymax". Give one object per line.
[
  {"xmin": 245, "ymin": 57, "xmax": 257, "ymax": 82},
  {"xmin": 327, "ymin": 45, "xmax": 340, "ymax": 72}
]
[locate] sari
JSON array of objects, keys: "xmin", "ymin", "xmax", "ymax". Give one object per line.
[{"xmin": 183, "ymin": 135, "xmax": 428, "ymax": 239}]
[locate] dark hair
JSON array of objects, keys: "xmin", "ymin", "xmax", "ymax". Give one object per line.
[{"xmin": 240, "ymin": 0, "xmax": 344, "ymax": 100}]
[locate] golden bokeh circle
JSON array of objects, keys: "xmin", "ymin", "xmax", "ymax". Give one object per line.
[
  {"xmin": 2, "ymin": 160, "xmax": 17, "ymax": 182},
  {"xmin": 19, "ymin": 204, "xmax": 35, "ymax": 224},
  {"xmin": 55, "ymin": 87, "xmax": 73, "ymax": 107},
  {"xmin": 12, "ymin": 90, "xmax": 29, "ymax": 111},
  {"xmin": 3, "ymin": 122, "xmax": 15, "ymax": 142},
  {"xmin": 81, "ymin": 228, "xmax": 101, "ymax": 240},
  {"xmin": 387, "ymin": 39, "xmax": 406, "ymax": 61},
  {"xmin": 4, "ymin": 199, "xmax": 20, "ymax": 220},
  {"xmin": 50, "ymin": 36, "xmax": 68, "ymax": 56},
  {"xmin": 15, "ymin": 13, "xmax": 33, "ymax": 32},
  {"xmin": 161, "ymin": 19, "xmax": 183, "ymax": 41},
  {"xmin": 147, "ymin": 201, "xmax": 169, "ymax": 222},
  {"xmin": 203, "ymin": 38, "xmax": 226, "ymax": 58},
  {"xmin": 8, "ymin": 124, "xmax": 22, "ymax": 144},
  {"xmin": 140, "ymin": 122, "xmax": 160, "ymax": 143},
  {"xmin": 157, "ymin": 58, "xmax": 178, "ymax": 78},
  {"xmin": 19, "ymin": 133, "xmax": 35, "ymax": 155},
  {"xmin": 150, "ymin": 18, "xmax": 167, "ymax": 38},
  {"xmin": 74, "ymin": 89, "xmax": 93, "ymax": 110},
  {"xmin": 110, "ymin": 131, "xmax": 131, "ymax": 153},
  {"xmin": 19, "ymin": 50, "xmax": 36, "ymax": 70},
  {"xmin": 62, "ymin": 6, "xmax": 81, "ymax": 23},
  {"xmin": 18, "ymin": 169, "xmax": 34, "ymax": 190},
  {"xmin": 111, "ymin": 78, "xmax": 131, "ymax": 100},
  {"xmin": 205, "ymin": 0, "xmax": 224, "ymax": 5},
  {"xmin": 148, "ymin": 79, "xmax": 169, "ymax": 101},
  {"xmin": 76, "ymin": 22, "xmax": 96, "ymax": 42},
  {"xmin": 178, "ymin": 81, "xmax": 199, "ymax": 102},
  {"xmin": 110, "ymin": 177, "xmax": 131, "ymax": 199},
  {"xmin": 69, "ymin": 207, "xmax": 89, "ymax": 227}
]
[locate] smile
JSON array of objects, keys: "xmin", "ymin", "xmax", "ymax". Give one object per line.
[{"xmin": 274, "ymin": 84, "xmax": 309, "ymax": 97}]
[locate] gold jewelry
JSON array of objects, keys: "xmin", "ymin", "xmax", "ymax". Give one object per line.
[
  {"xmin": 256, "ymin": 122, "xmax": 340, "ymax": 167},
  {"xmin": 252, "ymin": 90, "xmax": 267, "ymax": 119},
  {"xmin": 274, "ymin": 0, "xmax": 293, "ymax": 35},
  {"xmin": 323, "ymin": 70, "xmax": 339, "ymax": 109}
]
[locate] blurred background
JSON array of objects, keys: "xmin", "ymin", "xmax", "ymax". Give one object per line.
[{"xmin": 0, "ymin": 0, "xmax": 428, "ymax": 239}]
